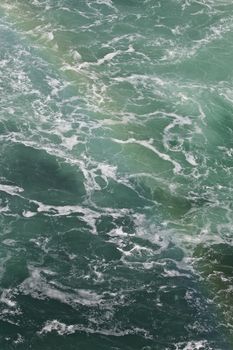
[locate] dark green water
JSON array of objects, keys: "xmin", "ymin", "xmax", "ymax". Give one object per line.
[{"xmin": 0, "ymin": 1, "xmax": 233, "ymax": 349}]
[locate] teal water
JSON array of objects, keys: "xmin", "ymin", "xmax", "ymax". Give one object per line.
[{"xmin": 0, "ymin": 0, "xmax": 233, "ymax": 349}]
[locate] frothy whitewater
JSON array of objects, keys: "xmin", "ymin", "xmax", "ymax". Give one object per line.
[{"xmin": 0, "ymin": 1, "xmax": 233, "ymax": 349}]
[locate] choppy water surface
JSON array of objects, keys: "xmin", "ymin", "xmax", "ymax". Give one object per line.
[{"xmin": 0, "ymin": 0, "xmax": 233, "ymax": 349}]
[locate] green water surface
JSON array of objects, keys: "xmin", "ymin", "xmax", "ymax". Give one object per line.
[{"xmin": 0, "ymin": 1, "xmax": 233, "ymax": 349}]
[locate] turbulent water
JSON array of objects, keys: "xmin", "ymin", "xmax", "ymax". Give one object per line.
[{"xmin": 0, "ymin": 0, "xmax": 233, "ymax": 349}]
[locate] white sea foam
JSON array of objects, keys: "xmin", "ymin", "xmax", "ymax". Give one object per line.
[
  {"xmin": 39, "ymin": 319, "xmax": 151, "ymax": 338},
  {"xmin": 0, "ymin": 184, "xmax": 24, "ymax": 196},
  {"xmin": 0, "ymin": 289, "xmax": 17, "ymax": 308},
  {"xmin": 110, "ymin": 137, "xmax": 182, "ymax": 173},
  {"xmin": 35, "ymin": 202, "xmax": 101, "ymax": 234},
  {"xmin": 22, "ymin": 210, "xmax": 37, "ymax": 218},
  {"xmin": 41, "ymin": 31, "xmax": 54, "ymax": 42},
  {"xmin": 185, "ymin": 153, "xmax": 198, "ymax": 166},
  {"xmin": 63, "ymin": 46, "xmax": 135, "ymax": 72},
  {"xmin": 20, "ymin": 267, "xmax": 104, "ymax": 306},
  {"xmin": 172, "ymin": 340, "xmax": 212, "ymax": 350}
]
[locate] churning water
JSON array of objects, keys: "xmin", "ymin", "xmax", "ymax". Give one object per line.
[{"xmin": 0, "ymin": 0, "xmax": 233, "ymax": 349}]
